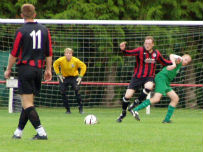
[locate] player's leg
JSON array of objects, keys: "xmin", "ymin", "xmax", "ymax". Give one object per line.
[
  {"xmin": 72, "ymin": 77, "xmax": 84, "ymax": 114},
  {"xmin": 128, "ymin": 79, "xmax": 154, "ymax": 111},
  {"xmin": 60, "ymin": 78, "xmax": 71, "ymax": 114},
  {"xmin": 116, "ymin": 89, "xmax": 135, "ymax": 122},
  {"xmin": 13, "ymin": 107, "xmax": 28, "ymax": 139},
  {"xmin": 163, "ymin": 90, "xmax": 179, "ymax": 123},
  {"xmin": 130, "ymin": 93, "xmax": 162, "ymax": 121},
  {"xmin": 21, "ymin": 94, "xmax": 47, "ymax": 140},
  {"xmin": 12, "ymin": 65, "xmax": 30, "ymax": 139}
]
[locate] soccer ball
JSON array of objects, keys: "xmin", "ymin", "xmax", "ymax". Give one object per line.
[{"xmin": 84, "ymin": 114, "xmax": 97, "ymax": 125}]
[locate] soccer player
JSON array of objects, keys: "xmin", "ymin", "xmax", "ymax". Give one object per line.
[
  {"xmin": 53, "ymin": 48, "xmax": 87, "ymax": 114},
  {"xmin": 117, "ymin": 36, "xmax": 172, "ymax": 122},
  {"xmin": 4, "ymin": 4, "xmax": 53, "ymax": 140},
  {"xmin": 130, "ymin": 54, "xmax": 192, "ymax": 123}
]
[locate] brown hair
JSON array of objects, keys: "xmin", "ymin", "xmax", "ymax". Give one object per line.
[
  {"xmin": 21, "ymin": 4, "xmax": 36, "ymax": 19},
  {"xmin": 145, "ymin": 36, "xmax": 154, "ymax": 43}
]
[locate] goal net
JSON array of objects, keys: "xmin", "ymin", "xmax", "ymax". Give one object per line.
[{"xmin": 0, "ymin": 19, "xmax": 203, "ymax": 112}]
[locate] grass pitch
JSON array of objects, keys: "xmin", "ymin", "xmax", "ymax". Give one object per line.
[{"xmin": 0, "ymin": 107, "xmax": 202, "ymax": 152}]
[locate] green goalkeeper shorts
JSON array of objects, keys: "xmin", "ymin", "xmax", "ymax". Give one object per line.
[{"xmin": 154, "ymin": 74, "xmax": 172, "ymax": 96}]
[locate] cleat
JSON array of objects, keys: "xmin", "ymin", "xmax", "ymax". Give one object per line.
[
  {"xmin": 130, "ymin": 110, "xmax": 140, "ymax": 121},
  {"xmin": 128, "ymin": 99, "xmax": 139, "ymax": 111},
  {"xmin": 162, "ymin": 120, "xmax": 172, "ymax": 123},
  {"xmin": 32, "ymin": 134, "xmax": 48, "ymax": 140},
  {"xmin": 116, "ymin": 111, "xmax": 126, "ymax": 123},
  {"xmin": 12, "ymin": 135, "xmax": 21, "ymax": 139},
  {"xmin": 65, "ymin": 111, "xmax": 71, "ymax": 114},
  {"xmin": 65, "ymin": 109, "xmax": 71, "ymax": 114}
]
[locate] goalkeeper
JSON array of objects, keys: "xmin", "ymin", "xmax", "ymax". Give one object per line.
[
  {"xmin": 53, "ymin": 48, "xmax": 86, "ymax": 114},
  {"xmin": 130, "ymin": 54, "xmax": 192, "ymax": 123}
]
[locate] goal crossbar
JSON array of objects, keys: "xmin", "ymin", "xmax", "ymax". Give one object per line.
[{"xmin": 1, "ymin": 19, "xmax": 203, "ymax": 26}]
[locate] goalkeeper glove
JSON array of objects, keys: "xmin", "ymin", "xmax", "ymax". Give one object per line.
[
  {"xmin": 57, "ymin": 74, "xmax": 64, "ymax": 83},
  {"xmin": 76, "ymin": 76, "xmax": 82, "ymax": 85}
]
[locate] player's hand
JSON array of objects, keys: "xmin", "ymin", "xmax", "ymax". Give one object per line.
[
  {"xmin": 76, "ymin": 77, "xmax": 82, "ymax": 85},
  {"xmin": 4, "ymin": 69, "xmax": 11, "ymax": 79},
  {"xmin": 176, "ymin": 57, "xmax": 182, "ymax": 64},
  {"xmin": 57, "ymin": 74, "xmax": 64, "ymax": 83},
  {"xmin": 44, "ymin": 69, "xmax": 52, "ymax": 81},
  {"xmin": 120, "ymin": 42, "xmax": 127, "ymax": 51}
]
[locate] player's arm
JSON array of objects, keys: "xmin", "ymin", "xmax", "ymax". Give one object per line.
[
  {"xmin": 119, "ymin": 41, "xmax": 140, "ymax": 56},
  {"xmin": 166, "ymin": 54, "xmax": 182, "ymax": 70},
  {"xmin": 44, "ymin": 29, "xmax": 53, "ymax": 81},
  {"xmin": 157, "ymin": 50, "xmax": 172, "ymax": 66},
  {"xmin": 5, "ymin": 31, "xmax": 21, "ymax": 79},
  {"xmin": 166, "ymin": 54, "xmax": 176, "ymax": 70},
  {"xmin": 44, "ymin": 56, "xmax": 52, "ymax": 81},
  {"xmin": 76, "ymin": 59, "xmax": 87, "ymax": 85},
  {"xmin": 53, "ymin": 59, "xmax": 64, "ymax": 83},
  {"xmin": 4, "ymin": 54, "xmax": 17, "ymax": 79}
]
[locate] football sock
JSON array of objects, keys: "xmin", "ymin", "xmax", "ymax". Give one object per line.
[
  {"xmin": 25, "ymin": 106, "xmax": 41, "ymax": 129},
  {"xmin": 138, "ymin": 88, "xmax": 151, "ymax": 102},
  {"xmin": 122, "ymin": 97, "xmax": 130, "ymax": 111},
  {"xmin": 14, "ymin": 128, "xmax": 23, "ymax": 137},
  {"xmin": 134, "ymin": 99, "xmax": 150, "ymax": 111},
  {"xmin": 36, "ymin": 125, "xmax": 47, "ymax": 136},
  {"xmin": 18, "ymin": 108, "xmax": 28, "ymax": 130},
  {"xmin": 61, "ymin": 94, "xmax": 70, "ymax": 110},
  {"xmin": 164, "ymin": 105, "xmax": 175, "ymax": 122},
  {"xmin": 75, "ymin": 90, "xmax": 82, "ymax": 107}
]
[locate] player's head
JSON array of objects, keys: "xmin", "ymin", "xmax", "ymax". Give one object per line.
[
  {"xmin": 21, "ymin": 4, "xmax": 36, "ymax": 20},
  {"xmin": 182, "ymin": 54, "xmax": 192, "ymax": 66},
  {"xmin": 64, "ymin": 48, "xmax": 73, "ymax": 61},
  {"xmin": 144, "ymin": 36, "xmax": 154, "ymax": 52}
]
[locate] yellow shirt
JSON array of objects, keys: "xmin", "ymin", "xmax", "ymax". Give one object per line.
[{"xmin": 53, "ymin": 56, "xmax": 86, "ymax": 77}]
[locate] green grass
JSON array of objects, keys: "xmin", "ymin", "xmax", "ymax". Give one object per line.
[{"xmin": 0, "ymin": 107, "xmax": 202, "ymax": 152}]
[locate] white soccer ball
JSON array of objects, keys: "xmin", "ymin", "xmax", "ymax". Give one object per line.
[{"xmin": 84, "ymin": 114, "xmax": 97, "ymax": 125}]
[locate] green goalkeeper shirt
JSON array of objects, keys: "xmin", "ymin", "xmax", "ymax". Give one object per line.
[{"xmin": 157, "ymin": 62, "xmax": 182, "ymax": 82}]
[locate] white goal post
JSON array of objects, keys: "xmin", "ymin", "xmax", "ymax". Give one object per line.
[{"xmin": 0, "ymin": 19, "xmax": 203, "ymax": 114}]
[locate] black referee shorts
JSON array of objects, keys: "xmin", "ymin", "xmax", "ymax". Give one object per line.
[
  {"xmin": 59, "ymin": 76, "xmax": 79, "ymax": 94},
  {"xmin": 18, "ymin": 65, "xmax": 42, "ymax": 95},
  {"xmin": 128, "ymin": 77, "xmax": 154, "ymax": 90}
]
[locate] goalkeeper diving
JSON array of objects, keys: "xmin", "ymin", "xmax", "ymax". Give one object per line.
[{"xmin": 53, "ymin": 48, "xmax": 86, "ymax": 114}]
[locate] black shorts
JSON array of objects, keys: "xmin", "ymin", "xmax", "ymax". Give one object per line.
[
  {"xmin": 18, "ymin": 65, "xmax": 42, "ymax": 95},
  {"xmin": 128, "ymin": 77, "xmax": 154, "ymax": 90},
  {"xmin": 59, "ymin": 76, "xmax": 79, "ymax": 94}
]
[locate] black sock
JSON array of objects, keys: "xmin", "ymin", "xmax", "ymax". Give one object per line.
[
  {"xmin": 122, "ymin": 97, "xmax": 130, "ymax": 111},
  {"xmin": 25, "ymin": 106, "xmax": 41, "ymax": 129},
  {"xmin": 18, "ymin": 108, "xmax": 28, "ymax": 130},
  {"xmin": 75, "ymin": 90, "xmax": 82, "ymax": 108},
  {"xmin": 62, "ymin": 94, "xmax": 70, "ymax": 110},
  {"xmin": 138, "ymin": 88, "xmax": 151, "ymax": 102}
]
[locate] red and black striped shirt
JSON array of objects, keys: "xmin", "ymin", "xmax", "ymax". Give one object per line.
[
  {"xmin": 11, "ymin": 22, "xmax": 53, "ymax": 68},
  {"xmin": 122, "ymin": 47, "xmax": 172, "ymax": 78}
]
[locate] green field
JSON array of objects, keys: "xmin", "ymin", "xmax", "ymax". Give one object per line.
[{"xmin": 0, "ymin": 108, "xmax": 202, "ymax": 152}]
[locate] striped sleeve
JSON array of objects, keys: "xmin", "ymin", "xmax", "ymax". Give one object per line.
[
  {"xmin": 122, "ymin": 47, "xmax": 141, "ymax": 56},
  {"xmin": 156, "ymin": 50, "xmax": 172, "ymax": 66},
  {"xmin": 45, "ymin": 29, "xmax": 53, "ymax": 57},
  {"xmin": 11, "ymin": 31, "xmax": 22, "ymax": 57}
]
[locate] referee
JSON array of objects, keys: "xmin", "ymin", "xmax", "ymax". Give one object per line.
[
  {"xmin": 53, "ymin": 48, "xmax": 87, "ymax": 114},
  {"xmin": 4, "ymin": 4, "xmax": 53, "ymax": 140}
]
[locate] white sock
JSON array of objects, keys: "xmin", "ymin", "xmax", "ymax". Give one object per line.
[
  {"xmin": 36, "ymin": 126, "xmax": 47, "ymax": 136},
  {"xmin": 14, "ymin": 128, "xmax": 23, "ymax": 137}
]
